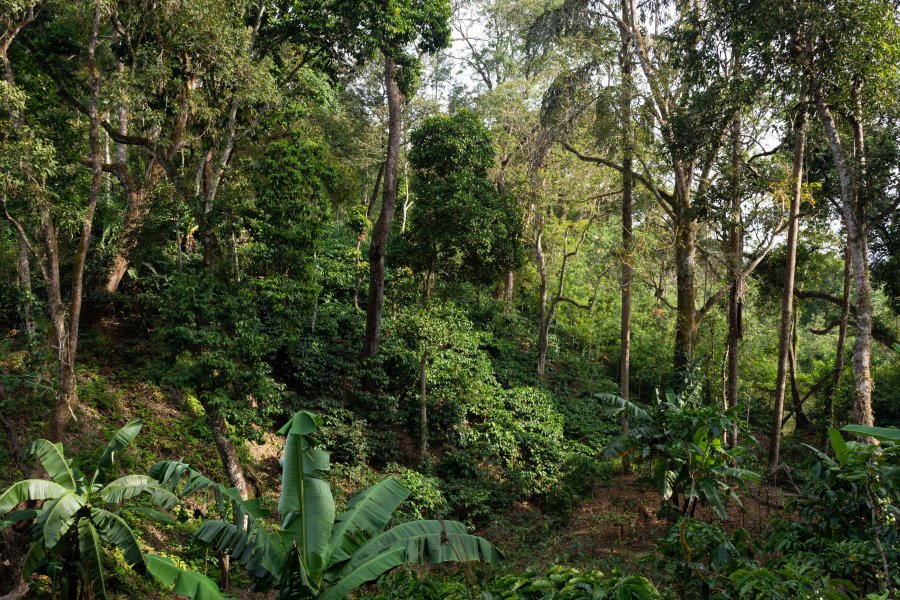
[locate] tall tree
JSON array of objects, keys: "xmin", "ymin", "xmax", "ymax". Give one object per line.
[{"xmin": 768, "ymin": 97, "xmax": 807, "ymax": 473}]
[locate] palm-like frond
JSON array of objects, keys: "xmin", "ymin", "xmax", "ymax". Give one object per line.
[
  {"xmin": 36, "ymin": 491, "xmax": 84, "ymax": 548},
  {"xmin": 146, "ymin": 555, "xmax": 232, "ymax": 600},
  {"xmin": 0, "ymin": 480, "xmax": 69, "ymax": 516},
  {"xmin": 99, "ymin": 419, "xmax": 143, "ymax": 470},
  {"xmin": 27, "ymin": 440, "xmax": 77, "ymax": 489},
  {"xmin": 99, "ymin": 475, "xmax": 178, "ymax": 510},
  {"xmin": 594, "ymin": 393, "xmax": 653, "ymax": 423},
  {"xmin": 600, "ymin": 425, "xmax": 658, "ymax": 461},
  {"xmin": 329, "ymin": 477, "xmax": 409, "ymax": 567},
  {"xmin": 90, "ymin": 508, "xmax": 144, "ymax": 572},
  {"xmin": 194, "ymin": 519, "xmax": 284, "ymax": 585},
  {"xmin": 279, "ymin": 411, "xmax": 333, "ymax": 578},
  {"xmin": 78, "ymin": 518, "xmax": 107, "ymax": 599},
  {"xmin": 150, "ymin": 460, "xmax": 240, "ymax": 516}
]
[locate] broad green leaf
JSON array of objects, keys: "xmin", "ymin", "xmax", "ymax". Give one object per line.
[
  {"xmin": 279, "ymin": 413, "xmax": 334, "ymax": 578},
  {"xmin": 330, "ymin": 477, "xmax": 409, "ymax": 566},
  {"xmin": 90, "ymin": 508, "xmax": 144, "ymax": 571},
  {"xmin": 841, "ymin": 425, "xmax": 900, "ymax": 443},
  {"xmin": 319, "ymin": 544, "xmax": 407, "ymax": 600},
  {"xmin": 0, "ymin": 480, "xmax": 69, "ymax": 515},
  {"xmin": 0, "ymin": 508, "xmax": 37, "ymax": 529},
  {"xmin": 698, "ymin": 479, "xmax": 727, "ymax": 520},
  {"xmin": 194, "ymin": 519, "xmax": 283, "ymax": 583},
  {"xmin": 146, "ymin": 554, "xmax": 231, "ymax": 599},
  {"xmin": 99, "ymin": 475, "xmax": 179, "ymax": 509},
  {"xmin": 78, "ymin": 519, "xmax": 106, "ymax": 599},
  {"xmin": 36, "ymin": 491, "xmax": 85, "ymax": 548},
  {"xmin": 22, "ymin": 541, "xmax": 47, "ymax": 577},
  {"xmin": 343, "ymin": 519, "xmax": 501, "ymax": 574},
  {"xmin": 593, "ymin": 394, "xmax": 652, "ymax": 423},
  {"xmin": 99, "ymin": 419, "xmax": 143, "ymax": 470},
  {"xmin": 150, "ymin": 460, "xmax": 230, "ymax": 513},
  {"xmin": 27, "ymin": 440, "xmax": 76, "ymax": 489},
  {"xmin": 828, "ymin": 428, "xmax": 849, "ymax": 463}
]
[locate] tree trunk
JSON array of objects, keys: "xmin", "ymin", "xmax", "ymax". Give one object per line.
[
  {"xmin": 205, "ymin": 406, "xmax": 247, "ymax": 593},
  {"xmin": 825, "ymin": 247, "xmax": 851, "ymax": 425},
  {"xmin": 619, "ymin": 0, "xmax": 633, "ymax": 434},
  {"xmin": 768, "ymin": 96, "xmax": 807, "ymax": 474},
  {"xmin": 813, "ymin": 90, "xmax": 874, "ymax": 427},
  {"xmin": 789, "ymin": 310, "xmax": 812, "ymax": 430},
  {"xmin": 46, "ymin": 7, "xmax": 104, "ymax": 442},
  {"xmin": 362, "ymin": 58, "xmax": 402, "ymax": 359},
  {"xmin": 419, "ymin": 351, "xmax": 428, "ymax": 464},
  {"xmin": 726, "ymin": 96, "xmax": 743, "ymax": 447},
  {"xmin": 673, "ymin": 171, "xmax": 697, "ymax": 377},
  {"xmin": 535, "ymin": 220, "xmax": 550, "ymax": 380},
  {"xmin": 15, "ymin": 230, "xmax": 34, "ymax": 339}
]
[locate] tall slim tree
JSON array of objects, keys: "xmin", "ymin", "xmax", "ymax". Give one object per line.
[{"xmin": 768, "ymin": 96, "xmax": 807, "ymax": 473}]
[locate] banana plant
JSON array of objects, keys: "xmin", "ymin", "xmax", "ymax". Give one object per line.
[
  {"xmin": 0, "ymin": 419, "xmax": 186, "ymax": 598},
  {"xmin": 152, "ymin": 410, "xmax": 502, "ymax": 599},
  {"xmin": 596, "ymin": 370, "xmax": 759, "ymax": 520}
]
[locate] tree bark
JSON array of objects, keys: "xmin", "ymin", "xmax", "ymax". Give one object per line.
[
  {"xmin": 726, "ymin": 93, "xmax": 743, "ymax": 447},
  {"xmin": 46, "ymin": 6, "xmax": 104, "ymax": 442},
  {"xmin": 673, "ymin": 168, "xmax": 697, "ymax": 377},
  {"xmin": 363, "ymin": 58, "xmax": 402, "ymax": 359},
  {"xmin": 419, "ymin": 351, "xmax": 428, "ymax": 464},
  {"xmin": 825, "ymin": 247, "xmax": 851, "ymax": 425},
  {"xmin": 15, "ymin": 230, "xmax": 34, "ymax": 339},
  {"xmin": 619, "ymin": 0, "xmax": 633, "ymax": 434},
  {"xmin": 768, "ymin": 96, "xmax": 807, "ymax": 474},
  {"xmin": 813, "ymin": 88, "xmax": 874, "ymax": 427}
]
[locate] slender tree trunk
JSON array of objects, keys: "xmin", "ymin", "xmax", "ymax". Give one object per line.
[
  {"xmin": 825, "ymin": 247, "xmax": 851, "ymax": 425},
  {"xmin": 15, "ymin": 230, "xmax": 34, "ymax": 339},
  {"xmin": 502, "ymin": 270, "xmax": 514, "ymax": 301},
  {"xmin": 789, "ymin": 310, "xmax": 812, "ymax": 429},
  {"xmin": 419, "ymin": 351, "xmax": 428, "ymax": 464},
  {"xmin": 726, "ymin": 98, "xmax": 743, "ymax": 447},
  {"xmin": 535, "ymin": 220, "xmax": 550, "ymax": 380},
  {"xmin": 355, "ymin": 162, "xmax": 385, "ymax": 310},
  {"xmin": 768, "ymin": 97, "xmax": 807, "ymax": 474},
  {"xmin": 363, "ymin": 58, "xmax": 402, "ymax": 359},
  {"xmin": 673, "ymin": 171, "xmax": 697, "ymax": 377},
  {"xmin": 619, "ymin": 0, "xmax": 634, "ymax": 434},
  {"xmin": 813, "ymin": 89, "xmax": 874, "ymax": 427},
  {"xmin": 205, "ymin": 406, "xmax": 247, "ymax": 593},
  {"xmin": 46, "ymin": 7, "xmax": 104, "ymax": 442}
]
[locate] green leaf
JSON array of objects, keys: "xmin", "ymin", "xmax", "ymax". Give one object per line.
[
  {"xmin": 343, "ymin": 519, "xmax": 502, "ymax": 575},
  {"xmin": 36, "ymin": 491, "xmax": 85, "ymax": 548},
  {"xmin": 841, "ymin": 425, "xmax": 900, "ymax": 443},
  {"xmin": 194, "ymin": 519, "xmax": 283, "ymax": 583},
  {"xmin": 78, "ymin": 519, "xmax": 107, "ymax": 599},
  {"xmin": 319, "ymin": 544, "xmax": 407, "ymax": 600},
  {"xmin": 0, "ymin": 508, "xmax": 37, "ymax": 529},
  {"xmin": 0, "ymin": 480, "xmax": 70, "ymax": 516},
  {"xmin": 146, "ymin": 554, "xmax": 231, "ymax": 599},
  {"xmin": 279, "ymin": 411, "xmax": 334, "ymax": 578},
  {"xmin": 698, "ymin": 479, "xmax": 727, "ymax": 520},
  {"xmin": 99, "ymin": 475, "xmax": 179, "ymax": 510},
  {"xmin": 22, "ymin": 541, "xmax": 47, "ymax": 577},
  {"xmin": 593, "ymin": 394, "xmax": 652, "ymax": 423},
  {"xmin": 828, "ymin": 428, "xmax": 849, "ymax": 463},
  {"xmin": 330, "ymin": 477, "xmax": 409, "ymax": 567},
  {"xmin": 90, "ymin": 508, "xmax": 145, "ymax": 571},
  {"xmin": 27, "ymin": 440, "xmax": 76, "ymax": 489},
  {"xmin": 99, "ymin": 419, "xmax": 143, "ymax": 470}
]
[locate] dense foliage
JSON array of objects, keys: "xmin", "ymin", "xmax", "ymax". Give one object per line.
[{"xmin": 1, "ymin": 0, "xmax": 899, "ymax": 598}]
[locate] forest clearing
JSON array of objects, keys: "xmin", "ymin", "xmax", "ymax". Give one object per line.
[{"xmin": 1, "ymin": 0, "xmax": 899, "ymax": 598}]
